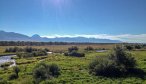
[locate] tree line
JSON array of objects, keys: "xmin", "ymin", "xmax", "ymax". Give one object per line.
[{"xmin": 0, "ymin": 41, "xmax": 117, "ymax": 46}]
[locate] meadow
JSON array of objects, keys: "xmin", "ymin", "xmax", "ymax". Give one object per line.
[{"xmin": 0, "ymin": 44, "xmax": 146, "ymax": 84}]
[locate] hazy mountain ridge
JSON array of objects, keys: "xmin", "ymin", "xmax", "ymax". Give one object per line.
[
  {"xmin": 0, "ymin": 30, "xmax": 121, "ymax": 43},
  {"xmin": 0, "ymin": 30, "xmax": 32, "ymax": 41}
]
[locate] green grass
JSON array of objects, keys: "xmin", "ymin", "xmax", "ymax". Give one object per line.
[{"xmin": 0, "ymin": 47, "xmax": 146, "ymax": 84}]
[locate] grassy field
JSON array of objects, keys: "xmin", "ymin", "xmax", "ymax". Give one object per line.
[
  {"xmin": 0, "ymin": 44, "xmax": 115, "ymax": 52},
  {"xmin": 0, "ymin": 45, "xmax": 146, "ymax": 84}
]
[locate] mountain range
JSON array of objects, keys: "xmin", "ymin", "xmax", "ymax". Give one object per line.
[{"xmin": 0, "ymin": 30, "xmax": 122, "ymax": 43}]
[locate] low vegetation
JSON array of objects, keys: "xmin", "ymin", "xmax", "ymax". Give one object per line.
[
  {"xmin": 4, "ymin": 47, "xmax": 48, "ymax": 58},
  {"xmin": 0, "ymin": 43, "xmax": 146, "ymax": 84},
  {"xmin": 33, "ymin": 63, "xmax": 60, "ymax": 84},
  {"xmin": 89, "ymin": 46, "xmax": 145, "ymax": 78},
  {"xmin": 0, "ymin": 62, "xmax": 13, "ymax": 68},
  {"xmin": 124, "ymin": 44, "xmax": 144, "ymax": 50},
  {"xmin": 16, "ymin": 50, "xmax": 47, "ymax": 58},
  {"xmin": 84, "ymin": 46, "xmax": 94, "ymax": 51},
  {"xmin": 5, "ymin": 47, "xmax": 49, "ymax": 53},
  {"xmin": 64, "ymin": 46, "xmax": 85, "ymax": 57},
  {"xmin": 9, "ymin": 66, "xmax": 20, "ymax": 80}
]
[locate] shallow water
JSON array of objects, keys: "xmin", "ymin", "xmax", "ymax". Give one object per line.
[
  {"xmin": 96, "ymin": 50, "xmax": 107, "ymax": 52},
  {"xmin": 0, "ymin": 55, "xmax": 16, "ymax": 67}
]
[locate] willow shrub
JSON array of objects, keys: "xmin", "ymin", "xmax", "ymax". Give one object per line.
[
  {"xmin": 89, "ymin": 46, "xmax": 137, "ymax": 77},
  {"xmin": 33, "ymin": 63, "xmax": 60, "ymax": 84}
]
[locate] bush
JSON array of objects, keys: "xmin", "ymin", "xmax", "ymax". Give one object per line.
[
  {"xmin": 64, "ymin": 52, "xmax": 69, "ymax": 56},
  {"xmin": 5, "ymin": 47, "xmax": 22, "ymax": 53},
  {"xmin": 44, "ymin": 48, "xmax": 50, "ymax": 52},
  {"xmin": 109, "ymin": 46, "xmax": 136, "ymax": 70},
  {"xmin": 34, "ymin": 50, "xmax": 47, "ymax": 56},
  {"xmin": 89, "ymin": 46, "xmax": 137, "ymax": 77},
  {"xmin": 64, "ymin": 51, "xmax": 85, "ymax": 57},
  {"xmin": 33, "ymin": 66, "xmax": 48, "ymax": 80},
  {"xmin": 13, "ymin": 66, "xmax": 20, "ymax": 77},
  {"xmin": 135, "ymin": 44, "xmax": 142, "ymax": 49},
  {"xmin": 4, "ymin": 47, "xmax": 48, "ymax": 54},
  {"xmin": 8, "ymin": 66, "xmax": 20, "ymax": 80},
  {"xmin": 8, "ymin": 73, "xmax": 18, "ymax": 80},
  {"xmin": 70, "ymin": 51, "xmax": 85, "ymax": 57},
  {"xmin": 65, "ymin": 46, "xmax": 85, "ymax": 57},
  {"xmin": 16, "ymin": 52, "xmax": 25, "ymax": 58},
  {"xmin": 125, "ymin": 45, "xmax": 134, "ymax": 51},
  {"xmin": 68, "ymin": 46, "xmax": 78, "ymax": 52},
  {"xmin": 89, "ymin": 58, "xmax": 122, "ymax": 77},
  {"xmin": 49, "ymin": 64, "xmax": 60, "ymax": 77},
  {"xmin": 33, "ymin": 63, "xmax": 60, "ymax": 83},
  {"xmin": 84, "ymin": 46, "xmax": 94, "ymax": 51},
  {"xmin": 16, "ymin": 50, "xmax": 47, "ymax": 58},
  {"xmin": 0, "ymin": 80, "xmax": 9, "ymax": 84}
]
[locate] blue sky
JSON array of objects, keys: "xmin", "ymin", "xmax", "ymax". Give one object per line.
[{"xmin": 0, "ymin": 0, "xmax": 146, "ymax": 42}]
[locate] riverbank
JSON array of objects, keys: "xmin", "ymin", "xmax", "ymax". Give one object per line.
[
  {"xmin": 0, "ymin": 53, "xmax": 16, "ymax": 57},
  {"xmin": 0, "ymin": 55, "xmax": 16, "ymax": 68}
]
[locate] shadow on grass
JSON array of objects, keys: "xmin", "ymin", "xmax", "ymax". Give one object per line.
[
  {"xmin": 95, "ymin": 68, "xmax": 146, "ymax": 79},
  {"xmin": 126, "ymin": 68, "xmax": 146, "ymax": 79}
]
